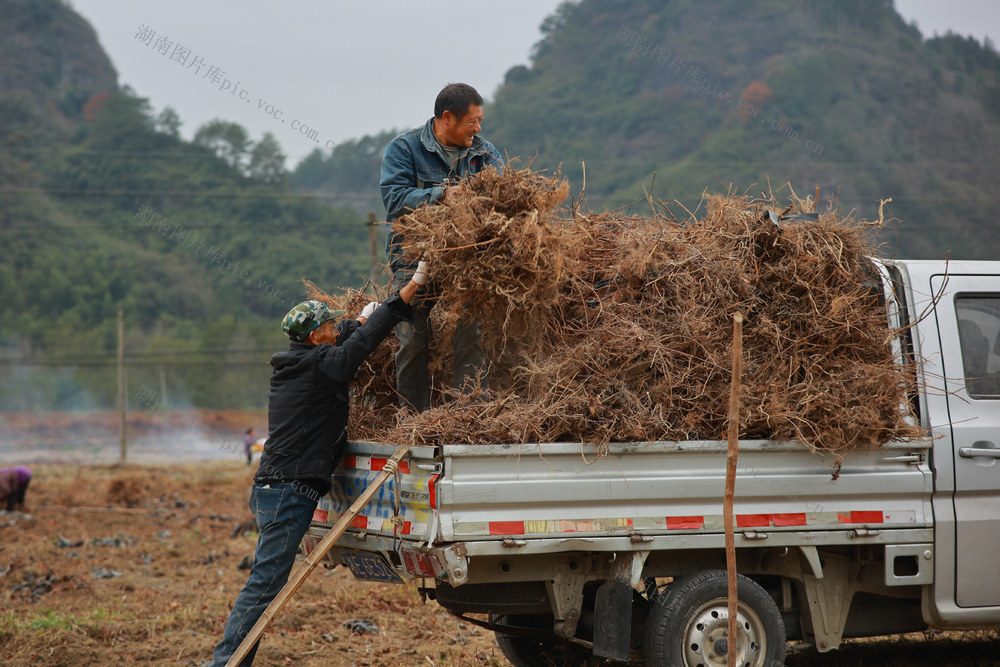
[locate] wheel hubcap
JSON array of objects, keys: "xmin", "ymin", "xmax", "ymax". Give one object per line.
[{"xmin": 682, "ymin": 599, "xmax": 766, "ymax": 667}]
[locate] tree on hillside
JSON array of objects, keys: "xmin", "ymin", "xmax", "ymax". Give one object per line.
[
  {"xmin": 155, "ymin": 107, "xmax": 182, "ymax": 139},
  {"xmin": 194, "ymin": 120, "xmax": 251, "ymax": 171},
  {"xmin": 86, "ymin": 90, "xmax": 156, "ymax": 149},
  {"xmin": 248, "ymin": 132, "xmax": 286, "ymax": 184},
  {"xmin": 83, "ymin": 91, "xmax": 110, "ymax": 121}
]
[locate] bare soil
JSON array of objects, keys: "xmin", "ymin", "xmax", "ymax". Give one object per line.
[
  {"xmin": 2, "ymin": 411, "xmax": 998, "ymax": 665},
  {"xmin": 0, "ymin": 460, "xmax": 504, "ymax": 666}
]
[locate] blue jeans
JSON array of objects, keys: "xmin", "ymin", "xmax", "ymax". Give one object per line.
[{"xmin": 211, "ymin": 483, "xmax": 318, "ymax": 666}]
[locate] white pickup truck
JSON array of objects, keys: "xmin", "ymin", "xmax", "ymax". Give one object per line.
[{"xmin": 298, "ymin": 259, "xmax": 1000, "ymax": 666}]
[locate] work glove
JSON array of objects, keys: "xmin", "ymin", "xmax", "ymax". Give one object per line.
[
  {"xmin": 412, "ymin": 260, "xmax": 430, "ymax": 286},
  {"xmin": 359, "ymin": 301, "xmax": 379, "ymax": 320}
]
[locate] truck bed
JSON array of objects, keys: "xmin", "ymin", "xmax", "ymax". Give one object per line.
[{"xmin": 307, "ymin": 438, "xmax": 932, "ymax": 565}]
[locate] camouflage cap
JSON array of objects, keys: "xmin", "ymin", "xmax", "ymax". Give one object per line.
[{"xmin": 281, "ymin": 300, "xmax": 345, "ymax": 342}]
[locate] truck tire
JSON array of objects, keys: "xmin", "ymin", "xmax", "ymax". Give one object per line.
[
  {"xmin": 433, "ymin": 581, "xmax": 552, "ymax": 614},
  {"xmin": 643, "ymin": 570, "xmax": 785, "ymax": 667},
  {"xmin": 491, "ymin": 613, "xmax": 600, "ymax": 667}
]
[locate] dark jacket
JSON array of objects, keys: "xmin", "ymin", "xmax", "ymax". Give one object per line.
[
  {"xmin": 255, "ymin": 294, "xmax": 411, "ymax": 495},
  {"xmin": 380, "ymin": 117, "xmax": 504, "ymax": 271}
]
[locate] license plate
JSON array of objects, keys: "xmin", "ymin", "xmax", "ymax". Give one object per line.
[{"xmin": 341, "ymin": 550, "xmax": 403, "ymax": 583}]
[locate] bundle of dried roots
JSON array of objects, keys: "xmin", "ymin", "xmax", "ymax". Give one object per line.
[{"xmin": 307, "ymin": 166, "xmax": 925, "ymax": 457}]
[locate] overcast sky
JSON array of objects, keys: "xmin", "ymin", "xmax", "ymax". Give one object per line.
[{"xmin": 70, "ymin": 0, "xmax": 1000, "ymax": 166}]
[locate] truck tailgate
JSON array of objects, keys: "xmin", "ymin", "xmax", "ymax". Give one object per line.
[{"xmin": 312, "ymin": 442, "xmax": 440, "ymax": 541}]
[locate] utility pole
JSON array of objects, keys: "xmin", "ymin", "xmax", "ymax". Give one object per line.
[
  {"xmin": 159, "ymin": 366, "xmax": 168, "ymax": 409},
  {"xmin": 117, "ymin": 310, "xmax": 127, "ymax": 463},
  {"xmin": 366, "ymin": 212, "xmax": 379, "ymax": 294}
]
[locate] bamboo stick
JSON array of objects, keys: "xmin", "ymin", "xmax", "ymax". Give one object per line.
[
  {"xmin": 227, "ymin": 445, "xmax": 410, "ymax": 666},
  {"xmin": 725, "ymin": 312, "xmax": 743, "ymax": 667}
]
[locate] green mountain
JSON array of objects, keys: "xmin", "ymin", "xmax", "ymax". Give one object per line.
[
  {"xmin": 0, "ymin": 0, "xmax": 373, "ymax": 411},
  {"xmin": 4, "ymin": 0, "xmax": 998, "ymax": 411},
  {"xmin": 294, "ymin": 0, "xmax": 1000, "ymax": 260}
]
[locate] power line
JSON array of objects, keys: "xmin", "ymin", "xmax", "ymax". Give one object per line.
[
  {"xmin": 0, "ymin": 221, "xmax": 382, "ymax": 231},
  {"xmin": 1, "ymin": 360, "xmax": 272, "ymax": 368},
  {"xmin": 5, "ymin": 146, "xmax": 381, "ymax": 159},
  {"xmin": 0, "ymin": 347, "xmax": 271, "ymax": 363},
  {"xmin": 6, "ymin": 146, "xmax": 1000, "ymax": 167},
  {"xmin": 0, "ymin": 185, "xmax": 379, "ymax": 201},
  {"xmin": 3, "ymin": 185, "xmax": 997, "ymax": 204}
]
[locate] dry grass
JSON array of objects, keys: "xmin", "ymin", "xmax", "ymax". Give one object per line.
[{"xmin": 0, "ymin": 461, "xmax": 505, "ymax": 666}]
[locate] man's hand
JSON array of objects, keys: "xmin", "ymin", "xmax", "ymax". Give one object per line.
[
  {"xmin": 440, "ymin": 185, "xmax": 465, "ymax": 204},
  {"xmin": 399, "ymin": 260, "xmax": 430, "ymax": 305},
  {"xmin": 359, "ymin": 301, "xmax": 379, "ymax": 322},
  {"xmin": 412, "ymin": 260, "xmax": 430, "ymax": 286}
]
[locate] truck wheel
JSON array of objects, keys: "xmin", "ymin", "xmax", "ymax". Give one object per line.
[
  {"xmin": 491, "ymin": 614, "xmax": 600, "ymax": 667},
  {"xmin": 643, "ymin": 570, "xmax": 785, "ymax": 667}
]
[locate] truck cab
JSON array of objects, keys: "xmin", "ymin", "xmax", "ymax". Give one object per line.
[{"xmin": 896, "ymin": 261, "xmax": 1000, "ymax": 624}]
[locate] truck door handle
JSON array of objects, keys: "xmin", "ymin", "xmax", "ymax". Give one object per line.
[
  {"xmin": 959, "ymin": 447, "xmax": 1000, "ymax": 459},
  {"xmin": 881, "ymin": 454, "xmax": 922, "ymax": 464}
]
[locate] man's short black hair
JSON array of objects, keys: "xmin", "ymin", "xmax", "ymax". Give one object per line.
[{"xmin": 434, "ymin": 83, "xmax": 483, "ymax": 119}]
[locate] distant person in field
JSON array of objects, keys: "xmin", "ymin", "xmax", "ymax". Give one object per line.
[
  {"xmin": 0, "ymin": 466, "xmax": 32, "ymax": 512},
  {"xmin": 242, "ymin": 428, "xmax": 255, "ymax": 465},
  {"xmin": 208, "ymin": 266, "xmax": 426, "ymax": 666},
  {"xmin": 380, "ymin": 82, "xmax": 504, "ymax": 413}
]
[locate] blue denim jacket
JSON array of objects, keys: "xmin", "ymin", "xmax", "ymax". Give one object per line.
[{"xmin": 380, "ymin": 117, "xmax": 504, "ymax": 271}]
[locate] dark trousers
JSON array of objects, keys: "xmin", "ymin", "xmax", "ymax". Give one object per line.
[
  {"xmin": 391, "ymin": 269, "xmax": 485, "ymax": 412},
  {"xmin": 6, "ymin": 478, "xmax": 29, "ymax": 511}
]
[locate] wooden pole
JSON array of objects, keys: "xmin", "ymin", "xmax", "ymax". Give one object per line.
[
  {"xmin": 117, "ymin": 310, "xmax": 127, "ymax": 464},
  {"xmin": 725, "ymin": 312, "xmax": 743, "ymax": 667},
  {"xmin": 159, "ymin": 365, "xmax": 168, "ymax": 409},
  {"xmin": 366, "ymin": 212, "xmax": 379, "ymax": 293},
  {"xmin": 227, "ymin": 445, "xmax": 410, "ymax": 666}
]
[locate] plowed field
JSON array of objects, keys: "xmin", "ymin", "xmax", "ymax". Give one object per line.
[{"xmin": 2, "ymin": 411, "xmax": 997, "ymax": 665}]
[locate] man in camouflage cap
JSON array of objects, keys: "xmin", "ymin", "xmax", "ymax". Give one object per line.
[
  {"xmin": 280, "ymin": 300, "xmax": 345, "ymax": 342},
  {"xmin": 211, "ymin": 263, "xmax": 427, "ymax": 666}
]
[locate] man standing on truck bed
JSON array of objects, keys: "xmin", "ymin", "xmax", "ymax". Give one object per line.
[
  {"xmin": 380, "ymin": 82, "xmax": 504, "ymax": 413},
  {"xmin": 208, "ymin": 267, "xmax": 427, "ymax": 666}
]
